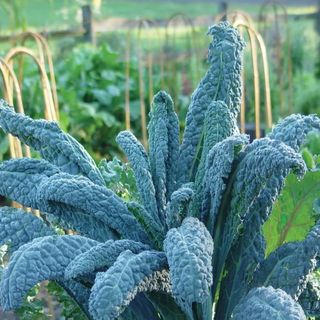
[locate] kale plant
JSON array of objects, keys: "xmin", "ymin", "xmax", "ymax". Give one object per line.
[{"xmin": 0, "ymin": 21, "xmax": 319, "ymax": 320}]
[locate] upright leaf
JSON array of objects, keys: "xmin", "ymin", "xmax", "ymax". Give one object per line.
[
  {"xmin": 0, "ymin": 100, "xmax": 104, "ymax": 185},
  {"xmin": 193, "ymin": 101, "xmax": 239, "ymax": 213},
  {"xmin": 148, "ymin": 91, "xmax": 180, "ymax": 218},
  {"xmin": 164, "ymin": 217, "xmax": 213, "ymax": 317},
  {"xmin": 178, "ymin": 22, "xmax": 245, "ymax": 185},
  {"xmin": 201, "ymin": 134, "xmax": 248, "ymax": 232},
  {"xmin": 116, "ymin": 131, "xmax": 162, "ymax": 227}
]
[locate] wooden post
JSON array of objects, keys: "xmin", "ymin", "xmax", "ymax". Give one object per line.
[
  {"xmin": 82, "ymin": 5, "xmax": 94, "ymax": 44},
  {"xmin": 218, "ymin": 2, "xmax": 228, "ymax": 20}
]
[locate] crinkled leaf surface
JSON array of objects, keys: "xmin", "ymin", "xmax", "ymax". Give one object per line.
[
  {"xmin": 298, "ymin": 271, "xmax": 320, "ymax": 317},
  {"xmin": 192, "ymin": 101, "xmax": 239, "ymax": 214},
  {"xmin": 65, "ymin": 240, "xmax": 150, "ymax": 280},
  {"xmin": 0, "ymin": 207, "xmax": 54, "ymax": 253},
  {"xmin": 89, "ymin": 250, "xmax": 167, "ymax": 320},
  {"xmin": 37, "ymin": 173, "xmax": 149, "ymax": 243},
  {"xmin": 0, "ymin": 100, "xmax": 104, "ymax": 185},
  {"xmin": 164, "ymin": 217, "xmax": 213, "ymax": 315},
  {"xmin": 232, "ymin": 286, "xmax": 306, "ymax": 320},
  {"xmin": 178, "ymin": 22, "xmax": 244, "ymax": 185},
  {"xmin": 252, "ymin": 220, "xmax": 320, "ymax": 299},
  {"xmin": 148, "ymin": 91, "xmax": 179, "ymax": 221},
  {"xmin": 268, "ymin": 114, "xmax": 320, "ymax": 152},
  {"xmin": 166, "ymin": 185, "xmax": 194, "ymax": 229},
  {"xmin": 201, "ymin": 134, "xmax": 248, "ymax": 233},
  {"xmin": 211, "ymin": 138, "xmax": 306, "ymax": 298},
  {"xmin": 116, "ymin": 131, "xmax": 161, "ymax": 228},
  {"xmin": 0, "ymin": 235, "xmax": 98, "ymax": 310},
  {"xmin": 0, "ymin": 158, "xmax": 59, "ymax": 208}
]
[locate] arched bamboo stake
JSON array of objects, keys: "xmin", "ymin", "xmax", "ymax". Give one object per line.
[
  {"xmin": 19, "ymin": 32, "xmax": 60, "ymax": 119},
  {"xmin": 259, "ymin": 0, "xmax": 293, "ymax": 115},
  {"xmin": 233, "ymin": 20, "xmax": 273, "ymax": 137},
  {"xmin": 124, "ymin": 30, "xmax": 131, "ymax": 131},
  {"xmin": 136, "ymin": 19, "xmax": 157, "ymax": 148},
  {"xmin": 0, "ymin": 59, "xmax": 33, "ymax": 210},
  {"xmin": 236, "ymin": 22, "xmax": 261, "ymax": 138},
  {"xmin": 5, "ymin": 47, "xmax": 57, "ymax": 122}
]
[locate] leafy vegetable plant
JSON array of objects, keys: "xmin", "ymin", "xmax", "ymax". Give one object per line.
[{"xmin": 0, "ymin": 21, "xmax": 319, "ymax": 320}]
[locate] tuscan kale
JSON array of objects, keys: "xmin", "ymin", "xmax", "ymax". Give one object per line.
[{"xmin": 0, "ymin": 21, "xmax": 319, "ymax": 320}]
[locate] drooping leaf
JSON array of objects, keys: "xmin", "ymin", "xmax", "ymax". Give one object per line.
[
  {"xmin": 0, "ymin": 158, "xmax": 59, "ymax": 208},
  {"xmin": 148, "ymin": 91, "xmax": 180, "ymax": 220},
  {"xmin": 65, "ymin": 240, "xmax": 150, "ymax": 280},
  {"xmin": 177, "ymin": 22, "xmax": 245, "ymax": 185},
  {"xmin": 252, "ymin": 220, "xmax": 320, "ymax": 299},
  {"xmin": 232, "ymin": 286, "xmax": 306, "ymax": 320},
  {"xmin": 268, "ymin": 113, "xmax": 320, "ymax": 152},
  {"xmin": 0, "ymin": 100, "xmax": 104, "ymax": 185},
  {"xmin": 201, "ymin": 134, "xmax": 249, "ymax": 232},
  {"xmin": 164, "ymin": 217, "xmax": 213, "ymax": 317},
  {"xmin": 0, "ymin": 235, "xmax": 98, "ymax": 310},
  {"xmin": 116, "ymin": 131, "xmax": 162, "ymax": 228},
  {"xmin": 166, "ymin": 185, "xmax": 194, "ymax": 229},
  {"xmin": 37, "ymin": 173, "xmax": 149, "ymax": 244},
  {"xmin": 89, "ymin": 250, "xmax": 168, "ymax": 320},
  {"xmin": 0, "ymin": 207, "xmax": 54, "ymax": 253},
  {"xmin": 211, "ymin": 138, "xmax": 306, "ymax": 297},
  {"xmin": 298, "ymin": 271, "xmax": 320, "ymax": 317},
  {"xmin": 263, "ymin": 170, "xmax": 320, "ymax": 255}
]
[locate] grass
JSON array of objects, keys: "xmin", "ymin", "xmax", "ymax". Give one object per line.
[{"xmin": 0, "ymin": 0, "xmax": 317, "ymax": 32}]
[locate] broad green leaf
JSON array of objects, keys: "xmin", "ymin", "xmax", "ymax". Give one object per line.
[{"xmin": 263, "ymin": 170, "xmax": 320, "ymax": 255}]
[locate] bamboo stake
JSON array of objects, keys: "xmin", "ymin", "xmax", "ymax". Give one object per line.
[{"xmin": 124, "ymin": 30, "xmax": 131, "ymax": 131}]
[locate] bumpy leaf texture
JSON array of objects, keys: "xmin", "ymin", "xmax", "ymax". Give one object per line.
[
  {"xmin": 232, "ymin": 286, "xmax": 306, "ymax": 320},
  {"xmin": 213, "ymin": 138, "xmax": 306, "ymax": 317},
  {"xmin": 166, "ymin": 185, "xmax": 194, "ymax": 229},
  {"xmin": 192, "ymin": 101, "xmax": 239, "ymax": 215},
  {"xmin": 65, "ymin": 240, "xmax": 150, "ymax": 280},
  {"xmin": 212, "ymin": 139, "xmax": 306, "ymax": 276},
  {"xmin": 89, "ymin": 250, "xmax": 168, "ymax": 320},
  {"xmin": 252, "ymin": 220, "xmax": 320, "ymax": 299},
  {"xmin": 178, "ymin": 21, "xmax": 245, "ymax": 185},
  {"xmin": 0, "ymin": 158, "xmax": 59, "ymax": 208},
  {"xmin": 0, "ymin": 235, "xmax": 98, "ymax": 310},
  {"xmin": 148, "ymin": 91, "xmax": 180, "ymax": 222},
  {"xmin": 164, "ymin": 217, "xmax": 213, "ymax": 317},
  {"xmin": 298, "ymin": 272, "xmax": 320, "ymax": 317},
  {"xmin": 268, "ymin": 114, "xmax": 320, "ymax": 152},
  {"xmin": 0, "ymin": 100, "xmax": 104, "ymax": 185},
  {"xmin": 37, "ymin": 173, "xmax": 149, "ymax": 243},
  {"xmin": 116, "ymin": 131, "xmax": 162, "ymax": 228},
  {"xmin": 0, "ymin": 207, "xmax": 54, "ymax": 253},
  {"xmin": 201, "ymin": 134, "xmax": 249, "ymax": 233}
]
